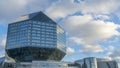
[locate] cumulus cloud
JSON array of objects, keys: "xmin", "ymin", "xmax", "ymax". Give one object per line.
[
  {"xmin": 62, "ymin": 15, "xmax": 120, "ymax": 43},
  {"xmin": 68, "ymin": 37, "xmax": 83, "ymax": 45},
  {"xmin": 94, "ymin": 14, "xmax": 110, "ymax": 20},
  {"xmin": 0, "ymin": 0, "xmax": 120, "ymax": 61},
  {"xmin": 0, "ymin": 35, "xmax": 6, "ymax": 49},
  {"xmin": 0, "ymin": 0, "xmax": 27, "ymax": 22},
  {"xmin": 0, "ymin": 35, "xmax": 6, "ymax": 57},
  {"xmin": 0, "ymin": 37, "xmax": 6, "ymax": 46},
  {"xmin": 80, "ymin": 0, "xmax": 120, "ymax": 14},
  {"xmin": 1, "ymin": 0, "xmax": 120, "ymax": 23},
  {"xmin": 0, "ymin": 35, "xmax": 6, "ymax": 46},
  {"xmin": 45, "ymin": 0, "xmax": 80, "ymax": 20},
  {"xmin": 45, "ymin": 0, "xmax": 120, "ymax": 20},
  {"xmin": 106, "ymin": 45, "xmax": 115, "ymax": 51},
  {"xmin": 61, "ymin": 14, "xmax": 120, "ymax": 53},
  {"xmin": 0, "ymin": 55, "xmax": 5, "ymax": 58},
  {"xmin": 79, "ymin": 44, "xmax": 104, "ymax": 53},
  {"xmin": 0, "ymin": 0, "xmax": 57, "ymax": 24},
  {"xmin": 67, "ymin": 47, "xmax": 75, "ymax": 55},
  {"xmin": 108, "ymin": 46, "xmax": 120, "ymax": 62}
]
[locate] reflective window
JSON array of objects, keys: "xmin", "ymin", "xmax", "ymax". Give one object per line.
[
  {"xmin": 6, "ymin": 20, "xmax": 58, "ymax": 49},
  {"xmin": 118, "ymin": 63, "xmax": 120, "ymax": 68},
  {"xmin": 57, "ymin": 25, "xmax": 66, "ymax": 52}
]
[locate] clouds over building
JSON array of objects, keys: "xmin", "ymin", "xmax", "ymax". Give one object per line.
[
  {"xmin": 62, "ymin": 14, "xmax": 120, "ymax": 53},
  {"xmin": 0, "ymin": 0, "xmax": 120, "ymax": 61},
  {"xmin": 0, "ymin": 0, "xmax": 57, "ymax": 24}
]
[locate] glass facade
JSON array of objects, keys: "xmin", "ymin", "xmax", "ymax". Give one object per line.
[
  {"xmin": 85, "ymin": 58, "xmax": 91, "ymax": 68},
  {"xmin": 76, "ymin": 58, "xmax": 95, "ymax": 68},
  {"xmin": 90, "ymin": 58, "xmax": 97, "ymax": 68},
  {"xmin": 83, "ymin": 58, "xmax": 97, "ymax": 68},
  {"xmin": 5, "ymin": 11, "xmax": 66, "ymax": 62},
  {"xmin": 57, "ymin": 25, "xmax": 66, "ymax": 53},
  {"xmin": 75, "ymin": 60, "xmax": 84, "ymax": 68},
  {"xmin": 118, "ymin": 63, "xmax": 120, "ymax": 68},
  {"xmin": 6, "ymin": 20, "xmax": 57, "ymax": 49},
  {"xmin": 31, "ymin": 61, "xmax": 67, "ymax": 68}
]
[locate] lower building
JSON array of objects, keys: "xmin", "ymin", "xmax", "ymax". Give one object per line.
[
  {"xmin": 75, "ymin": 57, "xmax": 118, "ymax": 68},
  {"xmin": 15, "ymin": 61, "xmax": 78, "ymax": 68},
  {"xmin": 118, "ymin": 63, "xmax": 120, "ymax": 68},
  {"xmin": 0, "ymin": 57, "xmax": 119, "ymax": 68}
]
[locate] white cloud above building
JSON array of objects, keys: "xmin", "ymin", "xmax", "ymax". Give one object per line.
[{"xmin": 0, "ymin": 0, "xmax": 120, "ymax": 61}]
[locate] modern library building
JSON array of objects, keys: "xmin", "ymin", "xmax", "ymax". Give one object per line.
[{"xmin": 0, "ymin": 11, "xmax": 119, "ymax": 68}]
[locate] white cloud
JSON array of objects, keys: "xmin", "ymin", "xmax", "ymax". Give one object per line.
[
  {"xmin": 0, "ymin": 35, "xmax": 6, "ymax": 46},
  {"xmin": 0, "ymin": 0, "xmax": 120, "ymax": 23},
  {"xmin": 94, "ymin": 14, "xmax": 110, "ymax": 20},
  {"xmin": 0, "ymin": 35, "xmax": 6, "ymax": 57},
  {"xmin": 106, "ymin": 45, "xmax": 115, "ymax": 56},
  {"xmin": 62, "ymin": 15, "xmax": 93, "ymax": 27},
  {"xmin": 67, "ymin": 47, "xmax": 75, "ymax": 55},
  {"xmin": 108, "ymin": 46, "xmax": 120, "ymax": 62},
  {"xmin": 108, "ymin": 37, "xmax": 120, "ymax": 43},
  {"xmin": 45, "ymin": 0, "xmax": 80, "ymax": 20},
  {"xmin": 45, "ymin": 0, "xmax": 120, "ymax": 20},
  {"xmin": 0, "ymin": 0, "xmax": 27, "ymax": 19},
  {"xmin": 62, "ymin": 15, "xmax": 120, "ymax": 44},
  {"xmin": 61, "ymin": 14, "xmax": 120, "ymax": 53},
  {"xmin": 68, "ymin": 37, "xmax": 83, "ymax": 45},
  {"xmin": 102, "ymin": 56, "xmax": 112, "ymax": 61},
  {"xmin": 0, "ymin": 54, "xmax": 5, "ymax": 58},
  {"xmin": 79, "ymin": 44, "xmax": 104, "ymax": 53},
  {"xmin": 0, "ymin": 0, "xmax": 120, "ymax": 61},
  {"xmin": 0, "ymin": 0, "xmax": 57, "ymax": 24},
  {"xmin": 61, "ymin": 15, "xmax": 93, "ymax": 38},
  {"xmin": 26, "ymin": 0, "xmax": 58, "ymax": 12},
  {"xmin": 114, "ymin": 57, "xmax": 120, "ymax": 62},
  {"xmin": 1, "ymin": 37, "xmax": 6, "ymax": 46},
  {"xmin": 80, "ymin": 0, "xmax": 120, "ymax": 14},
  {"xmin": 107, "ymin": 45, "xmax": 115, "ymax": 51},
  {"xmin": 104, "ymin": 45, "xmax": 120, "ymax": 62}
]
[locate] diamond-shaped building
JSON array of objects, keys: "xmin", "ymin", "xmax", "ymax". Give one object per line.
[
  {"xmin": 2, "ymin": 11, "xmax": 119, "ymax": 68},
  {"xmin": 5, "ymin": 11, "xmax": 66, "ymax": 62}
]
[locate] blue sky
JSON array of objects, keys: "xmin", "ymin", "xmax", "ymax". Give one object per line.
[{"xmin": 0, "ymin": 0, "xmax": 120, "ymax": 62}]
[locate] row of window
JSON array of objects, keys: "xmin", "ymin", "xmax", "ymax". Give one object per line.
[
  {"xmin": 32, "ymin": 64, "xmax": 67, "ymax": 67},
  {"xmin": 8, "ymin": 35, "xmax": 57, "ymax": 39},
  {"xmin": 7, "ymin": 37, "xmax": 57, "ymax": 41},
  {"xmin": 7, "ymin": 39, "xmax": 65, "ymax": 44},
  {"xmin": 9, "ymin": 27, "xmax": 56, "ymax": 33},
  {"xmin": 8, "ymin": 33, "xmax": 56, "ymax": 37},
  {"xmin": 9, "ymin": 24, "xmax": 56, "ymax": 29},
  {"xmin": 9, "ymin": 30, "xmax": 56, "ymax": 36},
  {"xmin": 8, "ymin": 38, "xmax": 57, "ymax": 42},
  {"xmin": 7, "ymin": 42, "xmax": 57, "ymax": 45},
  {"xmin": 8, "ymin": 32, "xmax": 56, "ymax": 36},
  {"xmin": 6, "ymin": 44, "xmax": 56, "ymax": 49},
  {"xmin": 9, "ymin": 21, "xmax": 56, "ymax": 28}
]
